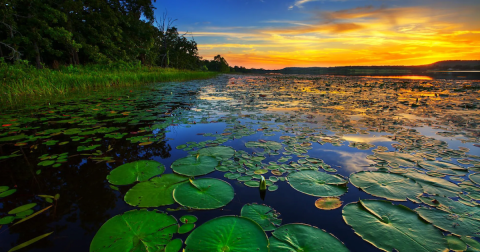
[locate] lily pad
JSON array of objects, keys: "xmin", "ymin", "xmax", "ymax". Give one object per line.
[
  {"xmin": 343, "ymin": 200, "xmax": 448, "ymax": 252},
  {"xmin": 349, "ymin": 171, "xmax": 423, "ymax": 201},
  {"xmin": 403, "ymin": 170, "xmax": 461, "ymax": 197},
  {"xmin": 445, "ymin": 235, "xmax": 466, "ymax": 251},
  {"xmin": 165, "ymin": 238, "xmax": 183, "ymax": 252},
  {"xmin": 315, "ymin": 197, "xmax": 342, "ymax": 210},
  {"xmin": 0, "ymin": 134, "xmax": 26, "ymax": 142},
  {"xmin": 124, "ymin": 174, "xmax": 189, "ymax": 207},
  {"xmin": 8, "ymin": 203, "xmax": 37, "ymax": 215},
  {"xmin": 240, "ymin": 203, "xmax": 281, "ymax": 231},
  {"xmin": 180, "ymin": 215, "xmax": 198, "ymax": 224},
  {"xmin": 469, "ymin": 173, "xmax": 480, "ymax": 185},
  {"xmin": 416, "ymin": 206, "xmax": 480, "ymax": 237},
  {"xmin": 269, "ymin": 224, "xmax": 349, "ymax": 252},
  {"xmin": 374, "ymin": 152, "xmax": 419, "ymax": 167},
  {"xmin": 107, "ymin": 160, "xmax": 165, "ymax": 186},
  {"xmin": 178, "ymin": 223, "xmax": 195, "ymax": 234},
  {"xmin": 90, "ymin": 209, "xmax": 178, "ymax": 252},
  {"xmin": 0, "ymin": 189, "xmax": 16, "ymax": 198},
  {"xmin": 173, "ymin": 178, "xmax": 234, "ymax": 210},
  {"xmin": 197, "ymin": 146, "xmax": 235, "ymax": 160},
  {"xmin": 287, "ymin": 170, "xmax": 347, "ymax": 197},
  {"xmin": 184, "ymin": 216, "xmax": 268, "ymax": 252},
  {"xmin": 171, "ymin": 156, "xmax": 218, "ymax": 177},
  {"xmin": 418, "ymin": 160, "xmax": 468, "ymax": 176}
]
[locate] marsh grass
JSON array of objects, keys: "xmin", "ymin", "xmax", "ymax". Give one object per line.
[{"xmin": 1, "ymin": 59, "xmax": 217, "ymax": 108}]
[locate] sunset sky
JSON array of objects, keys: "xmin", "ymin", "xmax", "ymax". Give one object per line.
[{"xmin": 154, "ymin": 0, "xmax": 480, "ymax": 69}]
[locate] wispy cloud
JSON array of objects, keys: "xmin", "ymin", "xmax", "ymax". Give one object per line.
[{"xmin": 288, "ymin": 0, "xmax": 318, "ymax": 10}]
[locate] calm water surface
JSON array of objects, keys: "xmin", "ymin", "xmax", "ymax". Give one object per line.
[{"xmin": 1, "ymin": 74, "xmax": 480, "ymax": 252}]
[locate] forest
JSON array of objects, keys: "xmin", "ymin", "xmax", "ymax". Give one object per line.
[{"xmin": 0, "ymin": 0, "xmax": 231, "ymax": 72}]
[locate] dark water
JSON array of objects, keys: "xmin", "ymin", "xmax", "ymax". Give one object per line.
[{"xmin": 1, "ymin": 74, "xmax": 479, "ymax": 252}]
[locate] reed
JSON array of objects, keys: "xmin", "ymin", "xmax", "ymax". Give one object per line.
[{"xmin": 1, "ymin": 59, "xmax": 218, "ymax": 108}]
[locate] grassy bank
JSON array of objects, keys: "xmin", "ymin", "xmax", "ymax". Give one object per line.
[{"xmin": 1, "ymin": 60, "xmax": 218, "ymax": 107}]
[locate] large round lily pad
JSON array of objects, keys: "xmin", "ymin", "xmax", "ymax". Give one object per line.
[
  {"xmin": 184, "ymin": 216, "xmax": 268, "ymax": 252},
  {"xmin": 349, "ymin": 171, "xmax": 423, "ymax": 201},
  {"xmin": 171, "ymin": 156, "xmax": 218, "ymax": 177},
  {"xmin": 240, "ymin": 203, "xmax": 281, "ymax": 231},
  {"xmin": 90, "ymin": 209, "xmax": 178, "ymax": 252},
  {"xmin": 315, "ymin": 197, "xmax": 342, "ymax": 210},
  {"xmin": 173, "ymin": 178, "xmax": 234, "ymax": 209},
  {"xmin": 287, "ymin": 170, "xmax": 347, "ymax": 197},
  {"xmin": 269, "ymin": 224, "xmax": 349, "ymax": 252},
  {"xmin": 197, "ymin": 146, "xmax": 235, "ymax": 160},
  {"xmin": 374, "ymin": 152, "xmax": 420, "ymax": 167},
  {"xmin": 124, "ymin": 174, "xmax": 189, "ymax": 207},
  {"xmin": 107, "ymin": 160, "xmax": 165, "ymax": 186},
  {"xmin": 343, "ymin": 200, "xmax": 448, "ymax": 252}
]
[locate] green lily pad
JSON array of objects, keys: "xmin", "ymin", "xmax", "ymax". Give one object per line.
[
  {"xmin": 165, "ymin": 238, "xmax": 183, "ymax": 252},
  {"xmin": 269, "ymin": 224, "xmax": 349, "ymax": 252},
  {"xmin": 0, "ymin": 189, "xmax": 16, "ymax": 198},
  {"xmin": 197, "ymin": 146, "xmax": 235, "ymax": 160},
  {"xmin": 461, "ymin": 236, "xmax": 480, "ymax": 250},
  {"xmin": 240, "ymin": 203, "xmax": 281, "ymax": 231},
  {"xmin": 287, "ymin": 170, "xmax": 348, "ymax": 197},
  {"xmin": 8, "ymin": 203, "xmax": 37, "ymax": 215},
  {"xmin": 178, "ymin": 223, "xmax": 195, "ymax": 234},
  {"xmin": 184, "ymin": 216, "xmax": 268, "ymax": 252},
  {"xmin": 171, "ymin": 156, "xmax": 218, "ymax": 177},
  {"xmin": 0, "ymin": 134, "xmax": 26, "ymax": 142},
  {"xmin": 244, "ymin": 180, "xmax": 260, "ymax": 187},
  {"xmin": 246, "ymin": 140, "xmax": 283, "ymax": 151},
  {"xmin": 469, "ymin": 173, "xmax": 480, "ymax": 185},
  {"xmin": 343, "ymin": 200, "xmax": 448, "ymax": 252},
  {"xmin": 0, "ymin": 216, "xmax": 15, "ymax": 225},
  {"xmin": 107, "ymin": 160, "xmax": 165, "ymax": 186},
  {"xmin": 180, "ymin": 215, "xmax": 198, "ymax": 224},
  {"xmin": 268, "ymin": 185, "xmax": 279, "ymax": 191},
  {"xmin": 403, "ymin": 171, "xmax": 461, "ymax": 197},
  {"xmin": 173, "ymin": 178, "xmax": 234, "ymax": 210},
  {"xmin": 418, "ymin": 160, "xmax": 468, "ymax": 176},
  {"xmin": 90, "ymin": 209, "xmax": 178, "ymax": 252},
  {"xmin": 124, "ymin": 174, "xmax": 189, "ymax": 207},
  {"xmin": 446, "ymin": 235, "xmax": 466, "ymax": 251},
  {"xmin": 349, "ymin": 171, "xmax": 423, "ymax": 201},
  {"xmin": 416, "ymin": 206, "xmax": 480, "ymax": 237},
  {"xmin": 0, "ymin": 186, "xmax": 9, "ymax": 193},
  {"xmin": 374, "ymin": 152, "xmax": 419, "ymax": 167}
]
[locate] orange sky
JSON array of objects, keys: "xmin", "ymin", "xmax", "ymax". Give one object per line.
[{"xmin": 181, "ymin": 1, "xmax": 480, "ymax": 69}]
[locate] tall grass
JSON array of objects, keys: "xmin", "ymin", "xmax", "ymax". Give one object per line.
[{"xmin": 1, "ymin": 59, "xmax": 218, "ymax": 108}]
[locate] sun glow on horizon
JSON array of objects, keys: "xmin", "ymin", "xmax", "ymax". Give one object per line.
[{"xmin": 187, "ymin": 2, "xmax": 480, "ymax": 69}]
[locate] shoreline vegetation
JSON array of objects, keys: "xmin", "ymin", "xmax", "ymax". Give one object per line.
[{"xmin": 0, "ymin": 60, "xmax": 218, "ymax": 108}]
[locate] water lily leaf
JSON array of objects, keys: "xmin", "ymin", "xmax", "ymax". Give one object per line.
[
  {"xmin": 197, "ymin": 146, "xmax": 235, "ymax": 160},
  {"xmin": 171, "ymin": 156, "xmax": 218, "ymax": 177},
  {"xmin": 374, "ymin": 152, "xmax": 419, "ymax": 167},
  {"xmin": 173, "ymin": 178, "xmax": 234, "ymax": 210},
  {"xmin": 417, "ymin": 195, "xmax": 480, "ymax": 221},
  {"xmin": 0, "ymin": 189, "xmax": 16, "ymax": 198},
  {"xmin": 90, "ymin": 209, "xmax": 178, "ymax": 252},
  {"xmin": 403, "ymin": 171, "xmax": 461, "ymax": 197},
  {"xmin": 349, "ymin": 171, "xmax": 423, "ymax": 201},
  {"xmin": 244, "ymin": 180, "xmax": 260, "ymax": 187},
  {"xmin": 461, "ymin": 236, "xmax": 480, "ymax": 250},
  {"xmin": 8, "ymin": 203, "xmax": 37, "ymax": 215},
  {"xmin": 315, "ymin": 197, "xmax": 342, "ymax": 210},
  {"xmin": 124, "ymin": 173, "xmax": 189, "ymax": 207},
  {"xmin": 8, "ymin": 232, "xmax": 53, "ymax": 252},
  {"xmin": 416, "ymin": 207, "xmax": 480, "ymax": 237},
  {"xmin": 165, "ymin": 238, "xmax": 183, "ymax": 252},
  {"xmin": 0, "ymin": 186, "xmax": 9, "ymax": 193},
  {"xmin": 180, "ymin": 215, "xmax": 197, "ymax": 224},
  {"xmin": 287, "ymin": 170, "xmax": 347, "ymax": 197},
  {"xmin": 0, "ymin": 216, "xmax": 15, "ymax": 225},
  {"xmin": 0, "ymin": 134, "xmax": 26, "ymax": 142},
  {"xmin": 268, "ymin": 185, "xmax": 279, "ymax": 191},
  {"xmin": 269, "ymin": 224, "xmax": 349, "ymax": 252},
  {"xmin": 246, "ymin": 140, "xmax": 283, "ymax": 151},
  {"xmin": 240, "ymin": 203, "xmax": 281, "ymax": 231},
  {"xmin": 445, "ymin": 235, "xmax": 467, "ymax": 251},
  {"xmin": 107, "ymin": 160, "xmax": 165, "ymax": 186},
  {"xmin": 184, "ymin": 216, "xmax": 268, "ymax": 252},
  {"xmin": 469, "ymin": 173, "xmax": 480, "ymax": 186},
  {"xmin": 178, "ymin": 223, "xmax": 195, "ymax": 234},
  {"xmin": 343, "ymin": 200, "xmax": 448, "ymax": 252},
  {"xmin": 418, "ymin": 160, "xmax": 468, "ymax": 176}
]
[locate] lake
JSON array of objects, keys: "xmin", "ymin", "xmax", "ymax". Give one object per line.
[{"xmin": 1, "ymin": 74, "xmax": 480, "ymax": 252}]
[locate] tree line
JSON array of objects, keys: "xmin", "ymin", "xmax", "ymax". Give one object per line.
[{"xmin": 0, "ymin": 0, "xmax": 235, "ymax": 72}]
